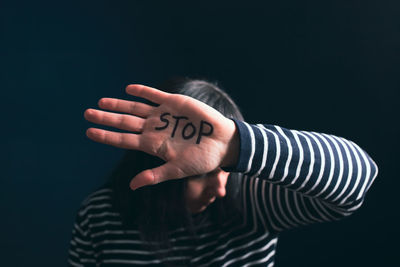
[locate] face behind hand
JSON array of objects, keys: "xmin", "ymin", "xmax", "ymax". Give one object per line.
[{"xmin": 185, "ymin": 168, "xmax": 229, "ymax": 214}]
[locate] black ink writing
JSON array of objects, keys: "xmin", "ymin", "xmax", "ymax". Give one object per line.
[
  {"xmin": 171, "ymin": 116, "xmax": 188, "ymax": 137},
  {"xmin": 154, "ymin": 112, "xmax": 170, "ymax": 130},
  {"xmin": 182, "ymin": 122, "xmax": 196, "ymax": 139},
  {"xmin": 197, "ymin": 120, "xmax": 213, "ymax": 144},
  {"xmin": 154, "ymin": 113, "xmax": 214, "ymax": 144}
]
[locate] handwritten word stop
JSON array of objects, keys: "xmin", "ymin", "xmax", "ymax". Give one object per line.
[{"xmin": 154, "ymin": 112, "xmax": 213, "ymax": 144}]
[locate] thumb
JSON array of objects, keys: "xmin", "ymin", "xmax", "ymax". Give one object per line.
[{"xmin": 129, "ymin": 162, "xmax": 185, "ymax": 191}]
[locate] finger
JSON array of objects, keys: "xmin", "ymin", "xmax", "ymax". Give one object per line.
[
  {"xmin": 98, "ymin": 98, "xmax": 154, "ymax": 118},
  {"xmin": 84, "ymin": 108, "xmax": 145, "ymax": 133},
  {"xmin": 86, "ymin": 128, "xmax": 141, "ymax": 150},
  {"xmin": 129, "ymin": 162, "xmax": 185, "ymax": 190},
  {"xmin": 126, "ymin": 84, "xmax": 170, "ymax": 105}
]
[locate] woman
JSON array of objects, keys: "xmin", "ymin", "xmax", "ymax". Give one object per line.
[{"xmin": 68, "ymin": 79, "xmax": 378, "ymax": 266}]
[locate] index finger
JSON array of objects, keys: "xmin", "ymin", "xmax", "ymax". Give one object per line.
[{"xmin": 126, "ymin": 84, "xmax": 170, "ymax": 104}]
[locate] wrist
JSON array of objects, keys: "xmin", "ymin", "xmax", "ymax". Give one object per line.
[{"xmin": 221, "ymin": 119, "xmax": 240, "ymax": 168}]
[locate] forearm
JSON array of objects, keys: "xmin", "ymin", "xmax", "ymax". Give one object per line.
[{"xmin": 225, "ymin": 119, "xmax": 379, "ymax": 210}]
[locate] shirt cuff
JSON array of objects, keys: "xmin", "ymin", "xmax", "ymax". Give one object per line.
[{"xmin": 221, "ymin": 119, "xmax": 252, "ymax": 173}]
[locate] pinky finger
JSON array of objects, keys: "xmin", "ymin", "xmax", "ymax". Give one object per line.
[{"xmin": 86, "ymin": 128, "xmax": 141, "ymax": 150}]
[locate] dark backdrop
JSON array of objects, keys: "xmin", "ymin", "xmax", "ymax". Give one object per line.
[{"xmin": 1, "ymin": 1, "xmax": 398, "ymax": 266}]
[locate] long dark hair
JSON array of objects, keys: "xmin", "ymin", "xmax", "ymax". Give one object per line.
[{"xmin": 106, "ymin": 78, "xmax": 244, "ymax": 257}]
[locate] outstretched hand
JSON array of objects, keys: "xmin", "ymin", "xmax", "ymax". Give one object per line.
[{"xmin": 84, "ymin": 84, "xmax": 239, "ymax": 190}]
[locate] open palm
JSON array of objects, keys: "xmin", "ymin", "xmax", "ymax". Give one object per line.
[{"xmin": 84, "ymin": 84, "xmax": 238, "ymax": 190}]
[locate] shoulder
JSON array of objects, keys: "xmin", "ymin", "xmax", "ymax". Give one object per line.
[
  {"xmin": 71, "ymin": 185, "xmax": 125, "ymax": 242},
  {"xmin": 75, "ymin": 185, "xmax": 118, "ymax": 222},
  {"xmin": 81, "ymin": 185, "xmax": 114, "ymax": 207}
]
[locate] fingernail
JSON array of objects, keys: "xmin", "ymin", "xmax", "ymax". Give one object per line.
[{"xmin": 130, "ymin": 183, "xmax": 138, "ymax": 191}]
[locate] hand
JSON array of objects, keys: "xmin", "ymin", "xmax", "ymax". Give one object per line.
[{"xmin": 84, "ymin": 84, "xmax": 239, "ymax": 190}]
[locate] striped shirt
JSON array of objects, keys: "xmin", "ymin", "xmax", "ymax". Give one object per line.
[{"xmin": 68, "ymin": 119, "xmax": 378, "ymax": 266}]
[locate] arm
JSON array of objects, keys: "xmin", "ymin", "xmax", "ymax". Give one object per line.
[
  {"xmin": 83, "ymin": 84, "xmax": 378, "ymax": 227},
  {"xmin": 226, "ymin": 120, "xmax": 379, "ymax": 232}
]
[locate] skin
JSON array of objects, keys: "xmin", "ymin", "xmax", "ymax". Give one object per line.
[
  {"xmin": 185, "ymin": 168, "xmax": 229, "ymax": 213},
  {"xmin": 84, "ymin": 84, "xmax": 239, "ymax": 210}
]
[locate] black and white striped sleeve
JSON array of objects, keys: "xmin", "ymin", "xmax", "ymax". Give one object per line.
[
  {"xmin": 228, "ymin": 119, "xmax": 379, "ymax": 232},
  {"xmin": 68, "ymin": 200, "xmax": 96, "ymax": 267}
]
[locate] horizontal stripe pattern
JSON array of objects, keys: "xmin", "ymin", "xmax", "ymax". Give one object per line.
[
  {"xmin": 68, "ymin": 180, "xmax": 278, "ymax": 266},
  {"xmin": 232, "ymin": 120, "xmax": 378, "ymax": 232},
  {"xmin": 68, "ymin": 121, "xmax": 378, "ymax": 266}
]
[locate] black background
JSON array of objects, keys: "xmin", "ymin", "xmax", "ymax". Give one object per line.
[{"xmin": 1, "ymin": 1, "xmax": 399, "ymax": 266}]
